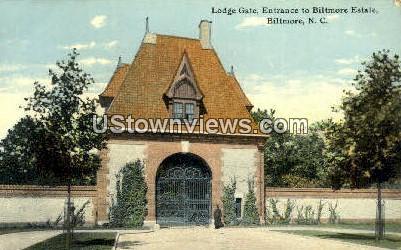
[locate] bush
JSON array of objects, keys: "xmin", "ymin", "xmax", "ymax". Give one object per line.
[
  {"xmin": 265, "ymin": 198, "xmax": 295, "ymax": 224},
  {"xmin": 222, "ymin": 177, "xmax": 237, "ymax": 226},
  {"xmin": 242, "ymin": 179, "xmax": 259, "ymax": 225},
  {"xmin": 295, "ymin": 200, "xmax": 325, "ymax": 225},
  {"xmin": 109, "ymin": 160, "xmax": 147, "ymax": 227},
  {"xmin": 71, "ymin": 201, "xmax": 90, "ymax": 228},
  {"xmin": 316, "ymin": 200, "xmax": 324, "ymax": 224},
  {"xmin": 295, "ymin": 205, "xmax": 314, "ymax": 224},
  {"xmin": 328, "ymin": 201, "xmax": 340, "ymax": 224}
]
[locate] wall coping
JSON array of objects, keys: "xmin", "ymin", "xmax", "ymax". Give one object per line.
[
  {"xmin": 265, "ymin": 187, "xmax": 401, "ymax": 199},
  {"xmin": 0, "ymin": 185, "xmax": 97, "ymax": 198}
]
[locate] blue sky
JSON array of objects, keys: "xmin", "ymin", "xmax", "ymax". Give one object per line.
[{"xmin": 0, "ymin": 0, "xmax": 400, "ymax": 138}]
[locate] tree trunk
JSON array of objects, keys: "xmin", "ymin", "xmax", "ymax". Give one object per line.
[
  {"xmin": 66, "ymin": 181, "xmax": 72, "ymax": 249},
  {"xmin": 376, "ymin": 181, "xmax": 384, "ymax": 240}
]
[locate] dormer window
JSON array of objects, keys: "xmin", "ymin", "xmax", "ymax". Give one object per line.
[
  {"xmin": 165, "ymin": 52, "xmax": 204, "ymax": 122},
  {"xmin": 173, "ymin": 102, "xmax": 195, "ymax": 121},
  {"xmin": 173, "ymin": 102, "xmax": 183, "ymax": 119},
  {"xmin": 185, "ymin": 103, "xmax": 194, "ymax": 121}
]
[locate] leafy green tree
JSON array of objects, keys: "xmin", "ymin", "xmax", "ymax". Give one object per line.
[
  {"xmin": 252, "ymin": 109, "xmax": 330, "ymax": 187},
  {"xmin": 0, "ymin": 50, "xmax": 105, "ymax": 187},
  {"xmin": 222, "ymin": 177, "xmax": 236, "ymax": 225},
  {"xmin": 110, "ymin": 160, "xmax": 148, "ymax": 227},
  {"xmin": 0, "ymin": 116, "xmax": 40, "ymax": 184},
  {"xmin": 251, "ymin": 108, "xmax": 271, "ymax": 124},
  {"xmin": 329, "ymin": 50, "xmax": 401, "ymax": 239},
  {"xmin": 253, "ymin": 109, "xmax": 291, "ymax": 186},
  {"xmin": 25, "ymin": 49, "xmax": 106, "ymax": 186},
  {"xmin": 24, "ymin": 49, "xmax": 107, "ymax": 247},
  {"xmin": 242, "ymin": 179, "xmax": 259, "ymax": 225},
  {"xmin": 284, "ymin": 124, "xmax": 330, "ymax": 187}
]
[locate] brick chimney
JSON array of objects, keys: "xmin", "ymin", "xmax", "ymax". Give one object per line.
[{"xmin": 199, "ymin": 20, "xmax": 212, "ymax": 49}]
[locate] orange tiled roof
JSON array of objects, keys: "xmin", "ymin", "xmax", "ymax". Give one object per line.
[
  {"xmin": 104, "ymin": 34, "xmax": 256, "ymax": 128},
  {"xmin": 228, "ymin": 75, "xmax": 253, "ymax": 110},
  {"xmin": 100, "ymin": 63, "xmax": 130, "ymax": 97}
]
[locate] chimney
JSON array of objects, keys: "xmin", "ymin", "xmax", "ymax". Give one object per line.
[{"xmin": 199, "ymin": 20, "xmax": 212, "ymax": 49}]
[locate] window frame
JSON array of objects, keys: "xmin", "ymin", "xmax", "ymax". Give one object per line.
[
  {"xmin": 185, "ymin": 103, "xmax": 194, "ymax": 121},
  {"xmin": 172, "ymin": 102, "xmax": 184, "ymax": 119},
  {"xmin": 171, "ymin": 99, "xmax": 197, "ymax": 121}
]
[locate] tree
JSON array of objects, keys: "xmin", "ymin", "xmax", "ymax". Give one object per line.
[
  {"xmin": 110, "ymin": 160, "xmax": 148, "ymax": 227},
  {"xmin": 0, "ymin": 116, "xmax": 40, "ymax": 184},
  {"xmin": 252, "ymin": 109, "xmax": 330, "ymax": 187},
  {"xmin": 252, "ymin": 109, "xmax": 292, "ymax": 186},
  {"xmin": 0, "ymin": 115, "xmax": 98, "ymax": 185},
  {"xmin": 24, "ymin": 49, "xmax": 107, "ymax": 248},
  {"xmin": 242, "ymin": 179, "xmax": 259, "ymax": 225},
  {"xmin": 329, "ymin": 50, "xmax": 401, "ymax": 239},
  {"xmin": 222, "ymin": 177, "xmax": 236, "ymax": 225}
]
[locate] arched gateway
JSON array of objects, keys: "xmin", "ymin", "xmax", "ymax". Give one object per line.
[{"xmin": 156, "ymin": 153, "xmax": 211, "ymax": 226}]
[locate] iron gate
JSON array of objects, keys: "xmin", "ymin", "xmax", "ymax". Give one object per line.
[{"xmin": 156, "ymin": 156, "xmax": 211, "ymax": 226}]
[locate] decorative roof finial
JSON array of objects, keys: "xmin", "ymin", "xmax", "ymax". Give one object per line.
[
  {"xmin": 230, "ymin": 65, "xmax": 235, "ymax": 76},
  {"xmin": 116, "ymin": 56, "xmax": 122, "ymax": 68},
  {"xmin": 146, "ymin": 17, "xmax": 149, "ymax": 33}
]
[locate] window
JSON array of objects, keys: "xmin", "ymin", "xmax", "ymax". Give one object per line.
[
  {"xmin": 185, "ymin": 103, "xmax": 194, "ymax": 121},
  {"xmin": 235, "ymin": 198, "xmax": 242, "ymax": 218},
  {"xmin": 173, "ymin": 102, "xmax": 195, "ymax": 121},
  {"xmin": 173, "ymin": 102, "xmax": 183, "ymax": 119}
]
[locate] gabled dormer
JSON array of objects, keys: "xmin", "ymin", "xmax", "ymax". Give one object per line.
[{"xmin": 164, "ymin": 52, "xmax": 203, "ymax": 121}]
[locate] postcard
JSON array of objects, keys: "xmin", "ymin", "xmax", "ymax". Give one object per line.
[{"xmin": 0, "ymin": 0, "xmax": 400, "ymax": 249}]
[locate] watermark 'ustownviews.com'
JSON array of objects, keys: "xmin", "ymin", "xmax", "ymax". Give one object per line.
[{"xmin": 92, "ymin": 115, "xmax": 308, "ymax": 135}]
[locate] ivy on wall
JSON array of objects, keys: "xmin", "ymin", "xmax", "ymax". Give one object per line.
[{"xmin": 109, "ymin": 160, "xmax": 147, "ymax": 227}]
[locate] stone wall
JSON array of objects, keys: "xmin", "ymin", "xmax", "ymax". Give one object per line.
[
  {"xmin": 221, "ymin": 148, "xmax": 258, "ymax": 217},
  {"xmin": 265, "ymin": 188, "xmax": 401, "ymax": 223},
  {"xmin": 0, "ymin": 185, "xmax": 97, "ymax": 225}
]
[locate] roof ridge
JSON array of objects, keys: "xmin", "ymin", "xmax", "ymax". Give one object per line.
[{"xmin": 156, "ymin": 33, "xmax": 200, "ymax": 41}]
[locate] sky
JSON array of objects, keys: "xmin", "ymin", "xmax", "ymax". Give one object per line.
[{"xmin": 0, "ymin": 0, "xmax": 401, "ymax": 138}]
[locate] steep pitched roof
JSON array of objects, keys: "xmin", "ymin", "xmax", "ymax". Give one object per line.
[
  {"xmin": 228, "ymin": 75, "xmax": 253, "ymax": 110},
  {"xmin": 100, "ymin": 63, "xmax": 130, "ymax": 98},
  {"xmin": 105, "ymin": 34, "xmax": 255, "ymax": 124}
]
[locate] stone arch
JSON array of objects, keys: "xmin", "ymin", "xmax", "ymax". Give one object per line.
[{"xmin": 155, "ymin": 152, "xmax": 212, "ymax": 226}]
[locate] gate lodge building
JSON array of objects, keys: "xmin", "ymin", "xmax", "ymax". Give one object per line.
[{"xmin": 97, "ymin": 20, "xmax": 266, "ymax": 227}]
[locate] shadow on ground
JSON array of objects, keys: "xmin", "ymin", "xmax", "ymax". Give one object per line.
[
  {"xmin": 318, "ymin": 233, "xmax": 401, "ymax": 243},
  {"xmin": 74, "ymin": 238, "xmax": 115, "ymax": 247},
  {"xmin": 117, "ymin": 240, "xmax": 147, "ymax": 248}
]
